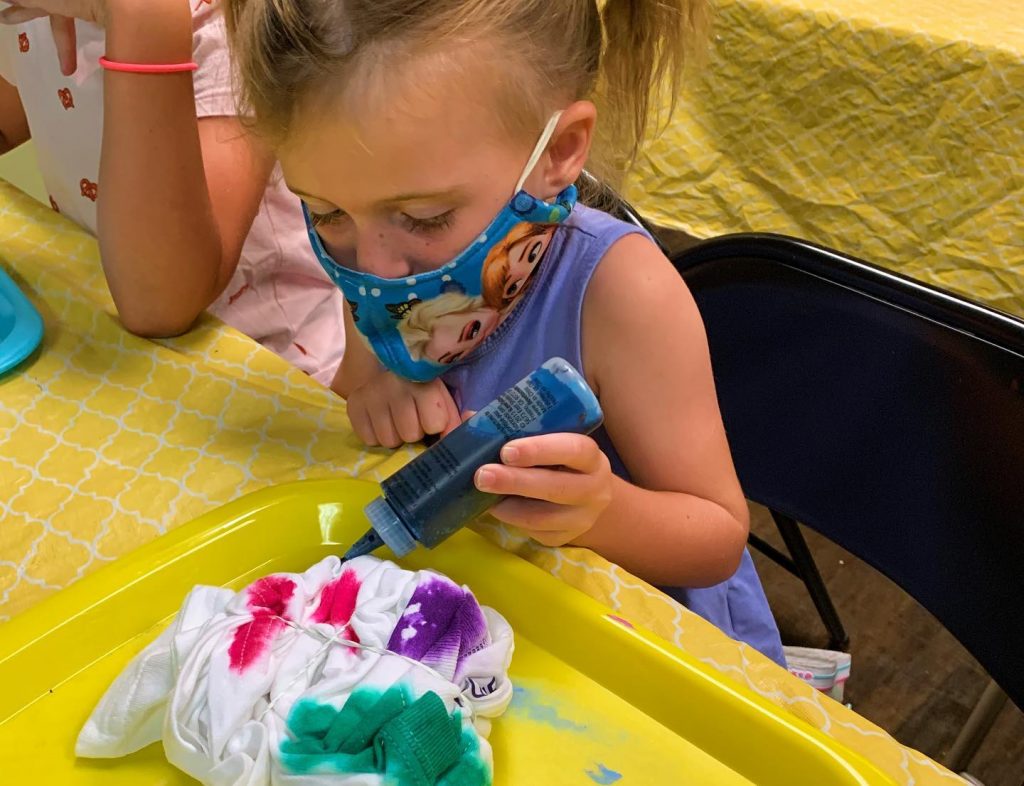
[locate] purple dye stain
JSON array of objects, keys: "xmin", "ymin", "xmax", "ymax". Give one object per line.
[
  {"xmin": 386, "ymin": 577, "xmax": 487, "ymax": 677},
  {"xmin": 586, "ymin": 764, "xmax": 622, "ymax": 784}
]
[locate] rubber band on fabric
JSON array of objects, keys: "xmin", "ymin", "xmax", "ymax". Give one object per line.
[
  {"xmin": 257, "ymin": 615, "xmax": 476, "ymax": 725},
  {"xmin": 98, "ymin": 56, "xmax": 198, "ymax": 74}
]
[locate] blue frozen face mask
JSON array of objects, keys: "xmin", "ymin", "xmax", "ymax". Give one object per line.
[{"xmin": 303, "ymin": 113, "xmax": 577, "ymax": 382}]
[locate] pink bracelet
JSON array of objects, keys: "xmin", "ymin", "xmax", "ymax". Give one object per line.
[{"xmin": 98, "ymin": 56, "xmax": 198, "ymax": 74}]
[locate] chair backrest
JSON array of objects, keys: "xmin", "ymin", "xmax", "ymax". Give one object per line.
[
  {"xmin": 576, "ymin": 171, "xmax": 668, "ymax": 254},
  {"xmin": 675, "ymin": 234, "xmax": 1024, "ymax": 708}
]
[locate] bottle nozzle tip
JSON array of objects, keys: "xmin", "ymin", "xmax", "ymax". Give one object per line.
[{"xmin": 343, "ymin": 528, "xmax": 384, "ymax": 560}]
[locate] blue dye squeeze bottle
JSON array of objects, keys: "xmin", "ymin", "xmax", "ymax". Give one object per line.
[{"xmin": 344, "ymin": 357, "xmax": 603, "ymax": 560}]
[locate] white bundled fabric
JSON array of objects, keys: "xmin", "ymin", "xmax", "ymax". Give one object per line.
[{"xmin": 77, "ymin": 556, "xmax": 514, "ymax": 785}]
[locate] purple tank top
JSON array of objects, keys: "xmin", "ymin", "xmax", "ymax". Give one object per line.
[{"xmin": 443, "ymin": 205, "xmax": 785, "ymax": 667}]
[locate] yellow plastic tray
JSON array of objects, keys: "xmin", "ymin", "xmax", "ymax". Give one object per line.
[{"xmin": 0, "ymin": 480, "xmax": 895, "ymax": 784}]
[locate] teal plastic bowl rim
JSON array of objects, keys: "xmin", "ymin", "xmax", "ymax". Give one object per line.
[{"xmin": 0, "ymin": 266, "xmax": 44, "ymax": 375}]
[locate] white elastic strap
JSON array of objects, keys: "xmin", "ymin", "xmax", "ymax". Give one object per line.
[
  {"xmin": 513, "ymin": 111, "xmax": 564, "ymax": 193},
  {"xmin": 258, "ymin": 616, "xmax": 475, "ymax": 724}
]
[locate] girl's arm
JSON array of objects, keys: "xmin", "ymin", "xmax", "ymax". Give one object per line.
[
  {"xmin": 98, "ymin": 0, "xmax": 272, "ymax": 336},
  {"xmin": 579, "ymin": 233, "xmax": 749, "ymax": 585},
  {"xmin": 477, "ymin": 233, "xmax": 749, "ymax": 587}
]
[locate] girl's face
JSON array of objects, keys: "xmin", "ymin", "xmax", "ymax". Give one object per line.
[{"xmin": 280, "ymin": 72, "xmax": 548, "ymax": 281}]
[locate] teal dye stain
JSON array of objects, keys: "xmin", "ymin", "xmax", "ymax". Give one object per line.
[
  {"xmin": 439, "ymin": 729, "xmax": 492, "ymax": 786},
  {"xmin": 585, "ymin": 763, "xmax": 623, "ymax": 784},
  {"xmin": 281, "ymin": 686, "xmax": 491, "ymax": 786},
  {"xmin": 509, "ymin": 686, "xmax": 588, "ymax": 732}
]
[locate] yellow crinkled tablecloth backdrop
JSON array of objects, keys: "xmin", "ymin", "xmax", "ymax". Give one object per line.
[
  {"xmin": 0, "ymin": 184, "xmax": 962, "ymax": 783},
  {"xmin": 627, "ymin": 0, "xmax": 1024, "ymax": 317}
]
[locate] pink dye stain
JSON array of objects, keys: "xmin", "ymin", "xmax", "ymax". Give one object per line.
[
  {"xmin": 228, "ymin": 576, "xmax": 297, "ymax": 673},
  {"xmin": 312, "ymin": 569, "xmax": 362, "ymax": 648},
  {"xmin": 312, "ymin": 570, "xmax": 360, "ymax": 625}
]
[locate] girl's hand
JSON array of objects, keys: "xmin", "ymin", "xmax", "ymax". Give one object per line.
[
  {"xmin": 475, "ymin": 433, "xmax": 614, "ymax": 547},
  {"xmin": 346, "ymin": 369, "xmax": 462, "ymax": 449}
]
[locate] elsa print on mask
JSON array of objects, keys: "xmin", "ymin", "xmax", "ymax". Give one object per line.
[{"xmin": 398, "ymin": 293, "xmax": 500, "ymax": 365}]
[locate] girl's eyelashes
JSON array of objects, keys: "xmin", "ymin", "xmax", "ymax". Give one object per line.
[
  {"xmin": 306, "ymin": 205, "xmax": 455, "ymax": 234},
  {"xmin": 400, "ymin": 209, "xmax": 455, "ymax": 234},
  {"xmin": 307, "ymin": 207, "xmax": 345, "ymax": 228}
]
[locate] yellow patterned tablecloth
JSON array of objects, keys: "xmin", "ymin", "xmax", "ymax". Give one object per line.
[
  {"xmin": 627, "ymin": 0, "xmax": 1024, "ymax": 317},
  {"xmin": 0, "ymin": 183, "xmax": 961, "ymax": 783}
]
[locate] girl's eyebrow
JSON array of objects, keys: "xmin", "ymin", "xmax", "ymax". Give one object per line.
[
  {"xmin": 379, "ymin": 187, "xmax": 465, "ymax": 206},
  {"xmin": 284, "ymin": 184, "xmax": 465, "ymax": 206},
  {"xmin": 285, "ymin": 185, "xmax": 321, "ymax": 202}
]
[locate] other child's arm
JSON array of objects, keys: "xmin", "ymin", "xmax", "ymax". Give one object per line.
[{"xmin": 0, "ymin": 76, "xmax": 28, "ymax": 154}]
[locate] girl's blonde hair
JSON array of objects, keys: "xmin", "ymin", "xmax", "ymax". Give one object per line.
[
  {"xmin": 398, "ymin": 292, "xmax": 487, "ymax": 361},
  {"xmin": 224, "ymin": 0, "xmax": 709, "ymax": 185}
]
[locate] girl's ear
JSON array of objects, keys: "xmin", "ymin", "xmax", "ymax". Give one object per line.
[{"xmin": 537, "ymin": 101, "xmax": 596, "ymax": 195}]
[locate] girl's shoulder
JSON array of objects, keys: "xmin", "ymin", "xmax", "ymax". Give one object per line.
[
  {"xmin": 580, "ymin": 213, "xmax": 697, "ymax": 386},
  {"xmin": 566, "ymin": 202, "xmax": 669, "ymax": 295},
  {"xmin": 560, "ymin": 202, "xmax": 667, "ymax": 283}
]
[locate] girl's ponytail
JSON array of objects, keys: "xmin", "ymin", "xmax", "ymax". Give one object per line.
[{"xmin": 593, "ymin": 0, "xmax": 710, "ymax": 182}]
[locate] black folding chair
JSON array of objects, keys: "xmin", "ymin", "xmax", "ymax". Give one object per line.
[
  {"xmin": 672, "ymin": 233, "xmax": 1024, "ymax": 774},
  {"xmin": 577, "ymin": 171, "xmax": 669, "ymax": 254}
]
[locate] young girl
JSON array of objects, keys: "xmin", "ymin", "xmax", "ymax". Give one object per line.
[
  {"xmin": 0, "ymin": 0, "xmax": 344, "ymax": 383},
  {"xmin": 225, "ymin": 0, "xmax": 785, "ymax": 665}
]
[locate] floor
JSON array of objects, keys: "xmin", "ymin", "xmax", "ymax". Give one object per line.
[{"xmin": 749, "ymin": 505, "xmax": 1024, "ymax": 786}]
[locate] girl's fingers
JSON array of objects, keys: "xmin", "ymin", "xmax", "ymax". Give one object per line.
[
  {"xmin": 500, "ymin": 433, "xmax": 606, "ymax": 473},
  {"xmin": 346, "ymin": 401, "xmax": 379, "ymax": 447},
  {"xmin": 390, "ymin": 395, "xmax": 425, "ymax": 445},
  {"xmin": 415, "ymin": 383, "xmax": 455, "ymax": 436},
  {"xmin": 489, "ymin": 496, "xmax": 574, "ymax": 529},
  {"xmin": 368, "ymin": 404, "xmax": 401, "ymax": 449},
  {"xmin": 475, "ymin": 464, "xmax": 597, "ymax": 505},
  {"xmin": 440, "ymin": 407, "xmax": 475, "ymax": 437},
  {"xmin": 439, "ymin": 403, "xmax": 470, "ymax": 436},
  {"xmin": 488, "ymin": 498, "xmax": 581, "ymax": 546},
  {"xmin": 50, "ymin": 14, "xmax": 77, "ymax": 75}
]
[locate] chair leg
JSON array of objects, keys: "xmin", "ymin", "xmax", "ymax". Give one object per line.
[
  {"xmin": 748, "ymin": 532, "xmax": 803, "ymax": 578},
  {"xmin": 945, "ymin": 679, "xmax": 1008, "ymax": 773},
  {"xmin": 771, "ymin": 511, "xmax": 850, "ymax": 651}
]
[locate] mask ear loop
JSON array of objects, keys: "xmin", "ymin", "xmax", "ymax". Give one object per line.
[{"xmin": 513, "ymin": 111, "xmax": 564, "ymax": 193}]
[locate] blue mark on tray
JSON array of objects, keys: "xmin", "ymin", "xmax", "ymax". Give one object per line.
[
  {"xmin": 509, "ymin": 685, "xmax": 588, "ymax": 732},
  {"xmin": 586, "ymin": 763, "xmax": 622, "ymax": 784}
]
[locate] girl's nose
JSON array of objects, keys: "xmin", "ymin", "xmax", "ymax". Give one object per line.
[{"xmin": 355, "ymin": 233, "xmax": 413, "ymax": 279}]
